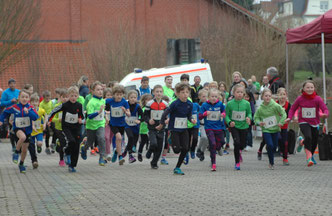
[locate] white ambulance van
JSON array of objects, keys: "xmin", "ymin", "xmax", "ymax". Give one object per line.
[{"xmin": 119, "ymin": 61, "xmax": 213, "ymax": 92}]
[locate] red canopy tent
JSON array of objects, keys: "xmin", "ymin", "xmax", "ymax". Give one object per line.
[{"xmin": 286, "ymin": 10, "xmax": 332, "ymax": 130}]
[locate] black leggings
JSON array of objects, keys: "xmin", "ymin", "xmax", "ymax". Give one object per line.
[
  {"xmin": 55, "ymin": 129, "xmax": 66, "ymax": 161},
  {"xmin": 138, "ymin": 134, "xmax": 149, "ymax": 154},
  {"xmin": 230, "ymin": 128, "xmax": 248, "ymax": 164},
  {"xmin": 188, "ymin": 127, "xmax": 199, "ymax": 152},
  {"xmin": 45, "ymin": 123, "xmax": 57, "ymax": 148},
  {"xmin": 171, "ymin": 130, "xmax": 189, "ymax": 168},
  {"xmin": 125, "ymin": 128, "xmax": 139, "ymax": 154},
  {"xmin": 62, "ymin": 128, "xmax": 80, "ymax": 168},
  {"xmin": 149, "ymin": 130, "xmax": 164, "ymax": 166},
  {"xmin": 300, "ymin": 123, "xmax": 319, "ymax": 155}
]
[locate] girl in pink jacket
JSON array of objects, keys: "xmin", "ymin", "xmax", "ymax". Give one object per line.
[{"xmin": 287, "ymin": 80, "xmax": 329, "ymax": 167}]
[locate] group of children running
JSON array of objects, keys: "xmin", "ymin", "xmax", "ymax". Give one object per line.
[{"xmin": 0, "ymin": 73, "xmax": 329, "ymax": 175}]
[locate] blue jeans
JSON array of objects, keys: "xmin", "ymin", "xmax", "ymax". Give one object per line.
[{"xmin": 263, "ymin": 132, "xmax": 279, "ymax": 165}]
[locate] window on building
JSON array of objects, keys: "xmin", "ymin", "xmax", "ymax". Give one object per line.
[{"xmin": 320, "ymin": 1, "xmax": 328, "ymax": 11}]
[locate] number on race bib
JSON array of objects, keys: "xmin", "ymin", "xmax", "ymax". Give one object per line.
[
  {"xmin": 111, "ymin": 107, "xmax": 124, "ymax": 117},
  {"xmin": 263, "ymin": 116, "xmax": 277, "ymax": 129},
  {"xmin": 65, "ymin": 113, "xmax": 78, "ymax": 124},
  {"xmin": 174, "ymin": 117, "xmax": 187, "ymax": 129},
  {"xmin": 94, "ymin": 110, "xmax": 105, "ymax": 121},
  {"xmin": 126, "ymin": 116, "xmax": 138, "ymax": 126},
  {"xmin": 302, "ymin": 108, "xmax": 316, "ymax": 118},
  {"xmin": 15, "ymin": 117, "xmax": 30, "ymax": 128},
  {"xmin": 232, "ymin": 111, "xmax": 245, "ymax": 121},
  {"xmin": 151, "ymin": 110, "xmax": 163, "ymax": 121},
  {"xmin": 207, "ymin": 111, "xmax": 220, "ymax": 121}
]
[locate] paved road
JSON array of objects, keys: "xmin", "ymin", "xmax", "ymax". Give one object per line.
[{"xmin": 0, "ymin": 139, "xmax": 331, "ymax": 216}]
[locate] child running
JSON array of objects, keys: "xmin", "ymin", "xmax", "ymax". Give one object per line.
[
  {"xmin": 286, "ymin": 80, "xmax": 329, "ymax": 167},
  {"xmin": 80, "ymin": 81, "xmax": 107, "ymax": 166},
  {"xmin": 196, "ymin": 89, "xmax": 209, "ymax": 161},
  {"xmin": 29, "ymin": 93, "xmax": 47, "ymax": 169},
  {"xmin": 105, "ymin": 85, "xmax": 130, "ymax": 165},
  {"xmin": 160, "ymin": 83, "xmax": 196, "ymax": 175},
  {"xmin": 138, "ymin": 94, "xmax": 153, "ymax": 162},
  {"xmin": 48, "ymin": 86, "xmax": 84, "ymax": 172},
  {"xmin": 199, "ymin": 88, "xmax": 225, "ymax": 171},
  {"xmin": 0, "ymin": 90, "xmax": 38, "ymax": 173},
  {"xmin": 254, "ymin": 88, "xmax": 286, "ymax": 170},
  {"xmin": 225, "ymin": 84, "xmax": 252, "ymax": 170},
  {"xmin": 104, "ymin": 88, "xmax": 113, "ymax": 161}
]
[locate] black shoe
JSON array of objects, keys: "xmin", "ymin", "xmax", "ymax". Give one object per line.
[
  {"xmin": 138, "ymin": 153, "xmax": 143, "ymax": 162},
  {"xmin": 146, "ymin": 150, "xmax": 152, "ymax": 159},
  {"xmin": 200, "ymin": 154, "xmax": 205, "ymax": 161},
  {"xmin": 257, "ymin": 152, "xmax": 262, "ymax": 161},
  {"xmin": 37, "ymin": 146, "xmax": 42, "ymax": 154},
  {"xmin": 151, "ymin": 164, "xmax": 158, "ymax": 169}
]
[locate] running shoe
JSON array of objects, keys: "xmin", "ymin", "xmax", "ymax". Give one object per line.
[
  {"xmin": 234, "ymin": 163, "xmax": 240, "ymax": 170},
  {"xmin": 184, "ymin": 153, "xmax": 189, "ymax": 165},
  {"xmin": 151, "ymin": 164, "xmax": 158, "ymax": 169},
  {"xmin": 217, "ymin": 150, "xmax": 223, "ymax": 156},
  {"xmin": 119, "ymin": 156, "xmax": 125, "ymax": 165},
  {"xmin": 32, "ymin": 161, "xmax": 38, "ymax": 169},
  {"xmin": 19, "ymin": 164, "xmax": 26, "ymax": 173},
  {"xmin": 37, "ymin": 146, "xmax": 42, "ymax": 154},
  {"xmin": 111, "ymin": 151, "xmax": 118, "ymax": 163},
  {"xmin": 307, "ymin": 158, "xmax": 314, "ymax": 167},
  {"xmin": 196, "ymin": 150, "xmax": 202, "ymax": 158},
  {"xmin": 129, "ymin": 154, "xmax": 136, "ymax": 164},
  {"xmin": 90, "ymin": 149, "xmax": 96, "ymax": 155},
  {"xmin": 59, "ymin": 160, "xmax": 66, "ymax": 167},
  {"xmin": 311, "ymin": 156, "xmax": 317, "ymax": 165},
  {"xmin": 211, "ymin": 164, "xmax": 216, "ymax": 172},
  {"xmin": 146, "ymin": 150, "xmax": 152, "ymax": 159},
  {"xmin": 68, "ymin": 166, "xmax": 76, "ymax": 173},
  {"xmin": 12, "ymin": 152, "xmax": 19, "ymax": 164},
  {"xmin": 106, "ymin": 154, "xmax": 112, "ymax": 161},
  {"xmin": 269, "ymin": 164, "xmax": 274, "ymax": 170},
  {"xmin": 283, "ymin": 158, "xmax": 289, "ymax": 166},
  {"xmin": 296, "ymin": 136, "xmax": 304, "ymax": 153},
  {"xmin": 132, "ymin": 146, "xmax": 137, "ymax": 153},
  {"xmin": 64, "ymin": 155, "xmax": 71, "ymax": 165},
  {"xmin": 45, "ymin": 148, "xmax": 51, "ymax": 155},
  {"xmin": 173, "ymin": 167, "xmax": 185, "ymax": 175},
  {"xmin": 160, "ymin": 158, "xmax": 169, "ymax": 165},
  {"xmin": 50, "ymin": 143, "xmax": 56, "ymax": 153},
  {"xmin": 94, "ymin": 147, "xmax": 99, "ymax": 153},
  {"xmin": 257, "ymin": 151, "xmax": 262, "ymax": 161},
  {"xmin": 80, "ymin": 143, "xmax": 87, "ymax": 160},
  {"xmin": 225, "ymin": 143, "xmax": 230, "ymax": 149},
  {"xmin": 223, "ymin": 149, "xmax": 229, "ymax": 155},
  {"xmin": 190, "ymin": 151, "xmax": 195, "ymax": 159},
  {"xmin": 99, "ymin": 157, "xmax": 105, "ymax": 166},
  {"xmin": 12, "ymin": 147, "xmax": 16, "ymax": 153},
  {"xmin": 138, "ymin": 153, "xmax": 143, "ymax": 162},
  {"xmin": 200, "ymin": 153, "xmax": 205, "ymax": 161}
]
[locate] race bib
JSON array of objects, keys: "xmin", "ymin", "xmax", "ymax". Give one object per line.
[
  {"xmin": 126, "ymin": 116, "xmax": 138, "ymax": 126},
  {"xmin": 151, "ymin": 110, "xmax": 163, "ymax": 120},
  {"xmin": 33, "ymin": 120, "xmax": 41, "ymax": 130},
  {"xmin": 111, "ymin": 107, "xmax": 124, "ymax": 118},
  {"xmin": 94, "ymin": 110, "xmax": 105, "ymax": 121},
  {"xmin": 174, "ymin": 117, "xmax": 187, "ymax": 129},
  {"xmin": 65, "ymin": 112, "xmax": 78, "ymax": 124},
  {"xmin": 302, "ymin": 108, "xmax": 316, "ymax": 118},
  {"xmin": 207, "ymin": 111, "xmax": 220, "ymax": 121},
  {"xmin": 15, "ymin": 117, "xmax": 30, "ymax": 128},
  {"xmin": 232, "ymin": 111, "xmax": 245, "ymax": 121},
  {"xmin": 263, "ymin": 116, "xmax": 277, "ymax": 129}
]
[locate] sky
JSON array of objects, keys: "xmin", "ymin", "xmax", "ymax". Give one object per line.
[{"xmin": 253, "ymin": 0, "xmax": 271, "ymax": 4}]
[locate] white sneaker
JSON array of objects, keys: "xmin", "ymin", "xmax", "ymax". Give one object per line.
[{"xmin": 106, "ymin": 154, "xmax": 112, "ymax": 161}]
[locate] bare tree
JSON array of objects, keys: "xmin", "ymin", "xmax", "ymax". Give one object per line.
[{"xmin": 0, "ymin": 0, "xmax": 41, "ymax": 74}]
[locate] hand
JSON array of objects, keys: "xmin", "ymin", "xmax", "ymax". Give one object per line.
[
  {"xmin": 135, "ymin": 120, "xmax": 140, "ymax": 124},
  {"xmin": 191, "ymin": 119, "xmax": 197, "ymax": 124},
  {"xmin": 206, "ymin": 111, "xmax": 211, "ymax": 116},
  {"xmin": 99, "ymin": 105, "xmax": 105, "ymax": 114},
  {"xmin": 285, "ymin": 118, "xmax": 291, "ymax": 124},
  {"xmin": 0, "ymin": 122, "xmax": 2, "ymax": 126},
  {"xmin": 23, "ymin": 107, "xmax": 29, "ymax": 114},
  {"xmin": 259, "ymin": 122, "xmax": 265, "ymax": 127},
  {"xmin": 155, "ymin": 124, "xmax": 163, "ymax": 131},
  {"xmin": 149, "ymin": 119, "xmax": 155, "ymax": 125},
  {"xmin": 246, "ymin": 117, "xmax": 251, "ymax": 125},
  {"xmin": 165, "ymin": 119, "xmax": 169, "ymax": 124},
  {"xmin": 11, "ymin": 98, "xmax": 17, "ymax": 103},
  {"xmin": 278, "ymin": 123, "xmax": 283, "ymax": 127},
  {"xmin": 121, "ymin": 106, "xmax": 126, "ymax": 112},
  {"xmin": 229, "ymin": 121, "xmax": 235, "ymax": 127},
  {"xmin": 221, "ymin": 113, "xmax": 226, "ymax": 118},
  {"xmin": 47, "ymin": 122, "xmax": 51, "ymax": 127},
  {"xmin": 78, "ymin": 118, "xmax": 82, "ymax": 124},
  {"xmin": 321, "ymin": 113, "xmax": 328, "ymax": 119}
]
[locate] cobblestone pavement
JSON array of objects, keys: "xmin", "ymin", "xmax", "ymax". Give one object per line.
[{"xmin": 0, "ymin": 139, "xmax": 331, "ymax": 216}]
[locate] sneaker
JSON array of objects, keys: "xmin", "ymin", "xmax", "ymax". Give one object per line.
[
  {"xmin": 132, "ymin": 146, "xmax": 137, "ymax": 153},
  {"xmin": 12, "ymin": 153, "xmax": 19, "ymax": 164},
  {"xmin": 50, "ymin": 143, "xmax": 56, "ymax": 153},
  {"xmin": 269, "ymin": 164, "xmax": 274, "ymax": 170},
  {"xmin": 190, "ymin": 151, "xmax": 195, "ymax": 159},
  {"xmin": 257, "ymin": 151, "xmax": 262, "ymax": 161},
  {"xmin": 106, "ymin": 154, "xmax": 112, "ymax": 161},
  {"xmin": 64, "ymin": 155, "xmax": 71, "ymax": 166},
  {"xmin": 45, "ymin": 148, "xmax": 51, "ymax": 155},
  {"xmin": 80, "ymin": 144, "xmax": 87, "ymax": 160},
  {"xmin": 223, "ymin": 150, "xmax": 229, "ymax": 155},
  {"xmin": 234, "ymin": 163, "xmax": 240, "ymax": 170},
  {"xmin": 200, "ymin": 153, "xmax": 205, "ymax": 161},
  {"xmin": 283, "ymin": 159, "xmax": 289, "ymax": 166},
  {"xmin": 296, "ymin": 136, "xmax": 304, "ymax": 153},
  {"xmin": 37, "ymin": 146, "xmax": 42, "ymax": 154},
  {"xmin": 138, "ymin": 153, "xmax": 143, "ymax": 162},
  {"xmin": 307, "ymin": 158, "xmax": 314, "ymax": 167},
  {"xmin": 19, "ymin": 165, "xmax": 26, "ymax": 173},
  {"xmin": 151, "ymin": 164, "xmax": 158, "ymax": 169},
  {"xmin": 32, "ymin": 161, "xmax": 38, "ymax": 169},
  {"xmin": 211, "ymin": 164, "xmax": 216, "ymax": 172},
  {"xmin": 68, "ymin": 166, "xmax": 76, "ymax": 173},
  {"xmin": 119, "ymin": 156, "xmax": 125, "ymax": 165},
  {"xmin": 99, "ymin": 157, "xmax": 105, "ymax": 166},
  {"xmin": 173, "ymin": 167, "xmax": 185, "ymax": 175},
  {"xmin": 146, "ymin": 150, "xmax": 152, "ymax": 159},
  {"xmin": 59, "ymin": 160, "xmax": 66, "ymax": 167},
  {"xmin": 311, "ymin": 156, "xmax": 317, "ymax": 165},
  {"xmin": 94, "ymin": 147, "xmax": 99, "ymax": 153},
  {"xmin": 129, "ymin": 155, "xmax": 136, "ymax": 164},
  {"xmin": 90, "ymin": 149, "xmax": 96, "ymax": 155},
  {"xmin": 161, "ymin": 158, "xmax": 169, "ymax": 165},
  {"xmin": 111, "ymin": 151, "xmax": 118, "ymax": 163},
  {"xmin": 196, "ymin": 150, "xmax": 202, "ymax": 159},
  {"xmin": 217, "ymin": 150, "xmax": 223, "ymax": 156},
  {"xmin": 184, "ymin": 153, "xmax": 189, "ymax": 165}
]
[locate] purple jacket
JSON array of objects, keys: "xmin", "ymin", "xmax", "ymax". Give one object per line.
[{"xmin": 288, "ymin": 95, "xmax": 329, "ymax": 126}]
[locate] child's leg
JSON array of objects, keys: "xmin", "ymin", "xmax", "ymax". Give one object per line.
[
  {"xmin": 190, "ymin": 128, "xmax": 199, "ymax": 153},
  {"xmin": 246, "ymin": 125, "xmax": 253, "ymax": 148},
  {"xmin": 175, "ymin": 130, "xmax": 189, "ymax": 168},
  {"xmin": 45, "ymin": 125, "xmax": 51, "ymax": 149},
  {"xmin": 71, "ymin": 128, "xmax": 81, "ymax": 167},
  {"xmin": 115, "ymin": 132, "xmax": 122, "ymax": 155},
  {"xmin": 105, "ymin": 125, "xmax": 111, "ymax": 155},
  {"xmin": 125, "ymin": 128, "xmax": 134, "ymax": 155},
  {"xmin": 96, "ymin": 127, "xmax": 106, "ymax": 158},
  {"xmin": 206, "ymin": 130, "xmax": 217, "ymax": 165},
  {"xmin": 56, "ymin": 130, "xmax": 66, "ymax": 161},
  {"xmin": 239, "ymin": 129, "xmax": 248, "ymax": 151},
  {"xmin": 162, "ymin": 129, "xmax": 169, "ymax": 158},
  {"xmin": 225, "ymin": 128, "xmax": 230, "ymax": 145},
  {"xmin": 279, "ymin": 129, "xmax": 288, "ymax": 159},
  {"xmin": 138, "ymin": 134, "xmax": 148, "ymax": 154},
  {"xmin": 310, "ymin": 126, "xmax": 319, "ymax": 156},
  {"xmin": 85, "ymin": 129, "xmax": 96, "ymax": 152},
  {"xmin": 300, "ymin": 124, "xmax": 313, "ymax": 159},
  {"xmin": 28, "ymin": 137, "xmax": 37, "ymax": 163},
  {"xmin": 258, "ymin": 139, "xmax": 266, "ymax": 152},
  {"xmin": 20, "ymin": 142, "xmax": 29, "ymax": 162},
  {"xmin": 215, "ymin": 130, "xmax": 225, "ymax": 152},
  {"xmin": 263, "ymin": 132, "xmax": 277, "ymax": 165},
  {"xmin": 230, "ymin": 128, "xmax": 241, "ymax": 163},
  {"xmin": 151, "ymin": 132, "xmax": 164, "ymax": 166},
  {"xmin": 15, "ymin": 130, "xmax": 26, "ymax": 152},
  {"xmin": 198, "ymin": 126, "xmax": 208, "ymax": 152}
]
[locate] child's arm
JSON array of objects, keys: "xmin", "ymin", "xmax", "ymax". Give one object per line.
[
  {"xmin": 0, "ymin": 107, "xmax": 13, "ymax": 125},
  {"xmin": 287, "ymin": 97, "xmax": 300, "ymax": 122},
  {"xmin": 198, "ymin": 104, "xmax": 208, "ymax": 120},
  {"xmin": 48, "ymin": 104, "xmax": 64, "ymax": 122},
  {"xmin": 278, "ymin": 105, "xmax": 287, "ymax": 126},
  {"xmin": 27, "ymin": 106, "xmax": 39, "ymax": 121},
  {"xmin": 318, "ymin": 97, "xmax": 329, "ymax": 118},
  {"xmin": 137, "ymin": 106, "xmax": 144, "ymax": 124},
  {"xmin": 225, "ymin": 105, "xmax": 231, "ymax": 125}
]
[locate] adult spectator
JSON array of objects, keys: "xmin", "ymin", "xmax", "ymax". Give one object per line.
[
  {"xmin": 266, "ymin": 67, "xmax": 284, "ymax": 95},
  {"xmin": 78, "ymin": 75, "xmax": 89, "ymax": 98},
  {"xmin": 191, "ymin": 76, "xmax": 203, "ymax": 103},
  {"xmin": 162, "ymin": 76, "xmax": 174, "ymax": 100},
  {"xmin": 251, "ymin": 75, "xmax": 260, "ymax": 90},
  {"xmin": 1, "ymin": 78, "xmax": 20, "ymax": 108},
  {"xmin": 228, "ymin": 71, "xmax": 243, "ymax": 101},
  {"xmin": 260, "ymin": 75, "xmax": 270, "ymax": 93}
]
